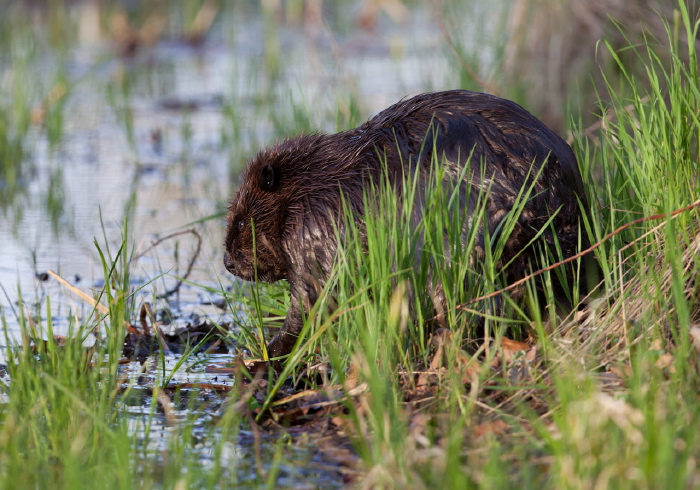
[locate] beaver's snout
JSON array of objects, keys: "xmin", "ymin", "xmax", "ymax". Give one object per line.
[{"xmin": 223, "ymin": 251, "xmax": 237, "ymax": 274}]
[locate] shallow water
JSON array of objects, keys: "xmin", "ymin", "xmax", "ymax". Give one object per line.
[{"xmin": 0, "ymin": 1, "xmax": 461, "ymax": 339}]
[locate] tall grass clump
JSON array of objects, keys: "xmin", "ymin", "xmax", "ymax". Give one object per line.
[
  {"xmin": 575, "ymin": 1, "xmax": 700, "ymax": 349},
  {"xmin": 324, "ymin": 164, "xmax": 506, "ymax": 486},
  {"xmin": 0, "ymin": 234, "xmax": 135, "ymax": 488},
  {"xmin": 323, "ymin": 155, "xmax": 539, "ymax": 366},
  {"xmin": 550, "ymin": 17, "xmax": 700, "ymax": 488}
]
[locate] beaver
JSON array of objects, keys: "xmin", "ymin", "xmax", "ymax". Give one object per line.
[{"xmin": 224, "ymin": 90, "xmax": 592, "ymax": 359}]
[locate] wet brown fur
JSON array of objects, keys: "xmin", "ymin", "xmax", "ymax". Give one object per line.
[{"xmin": 224, "ymin": 90, "xmax": 591, "ymax": 359}]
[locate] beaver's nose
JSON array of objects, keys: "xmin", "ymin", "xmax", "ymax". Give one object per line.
[{"xmin": 223, "ymin": 251, "xmax": 236, "ymax": 273}]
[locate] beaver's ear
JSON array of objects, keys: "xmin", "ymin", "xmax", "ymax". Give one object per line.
[{"xmin": 259, "ymin": 164, "xmax": 278, "ymax": 191}]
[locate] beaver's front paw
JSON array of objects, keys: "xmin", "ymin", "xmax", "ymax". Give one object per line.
[{"xmin": 266, "ymin": 331, "xmax": 298, "ymax": 362}]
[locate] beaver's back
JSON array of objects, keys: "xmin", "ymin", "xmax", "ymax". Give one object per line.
[{"xmin": 350, "ymin": 90, "xmax": 590, "ymax": 289}]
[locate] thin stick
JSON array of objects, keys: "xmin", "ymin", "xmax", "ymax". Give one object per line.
[
  {"xmin": 134, "ymin": 228, "xmax": 202, "ymax": 299},
  {"xmin": 460, "ymin": 198, "xmax": 700, "ymax": 309}
]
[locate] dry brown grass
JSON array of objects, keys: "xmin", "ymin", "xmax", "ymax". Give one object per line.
[{"xmin": 559, "ymin": 222, "xmax": 700, "ymax": 371}]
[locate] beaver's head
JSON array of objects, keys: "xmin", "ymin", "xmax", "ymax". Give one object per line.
[
  {"xmin": 224, "ymin": 149, "xmax": 291, "ymax": 282},
  {"xmin": 224, "ymin": 134, "xmax": 339, "ymax": 282}
]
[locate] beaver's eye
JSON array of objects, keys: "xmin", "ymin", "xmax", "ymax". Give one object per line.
[{"xmin": 237, "ymin": 219, "xmax": 245, "ymax": 231}]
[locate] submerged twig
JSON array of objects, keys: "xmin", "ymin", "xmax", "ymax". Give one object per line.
[
  {"xmin": 249, "ymin": 411, "xmax": 266, "ymax": 480},
  {"xmin": 225, "ymin": 357, "xmax": 268, "ymax": 480},
  {"xmin": 165, "ymin": 382, "xmax": 232, "ymax": 392},
  {"xmin": 153, "ymin": 387, "xmax": 177, "ymax": 426}
]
